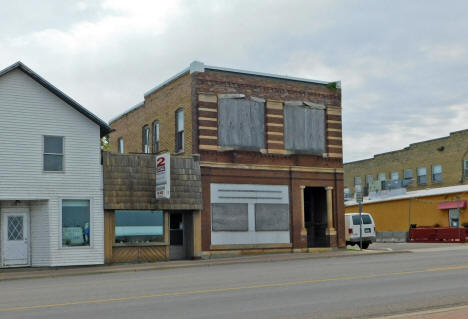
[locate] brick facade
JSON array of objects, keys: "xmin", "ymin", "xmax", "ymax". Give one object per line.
[
  {"xmin": 109, "ymin": 73, "xmax": 192, "ymax": 155},
  {"xmin": 108, "ymin": 62, "xmax": 345, "ymax": 255},
  {"xmin": 344, "ymin": 129, "xmax": 468, "ymax": 195}
]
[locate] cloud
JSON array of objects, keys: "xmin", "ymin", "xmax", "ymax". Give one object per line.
[{"xmin": 1, "ymin": 0, "xmax": 467, "ymax": 163}]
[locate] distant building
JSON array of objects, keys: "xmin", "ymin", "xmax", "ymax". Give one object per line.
[
  {"xmin": 345, "ymin": 185, "xmax": 468, "ymax": 242},
  {"xmin": 106, "ymin": 61, "xmax": 345, "ymax": 262},
  {"xmin": 0, "ymin": 62, "xmax": 111, "ymax": 267},
  {"xmin": 344, "ymin": 130, "xmax": 468, "ymax": 199}
]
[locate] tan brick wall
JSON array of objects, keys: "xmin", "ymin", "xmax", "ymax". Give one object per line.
[
  {"xmin": 344, "ymin": 130, "xmax": 468, "ymax": 194},
  {"xmin": 109, "ymin": 73, "xmax": 193, "ymax": 155}
]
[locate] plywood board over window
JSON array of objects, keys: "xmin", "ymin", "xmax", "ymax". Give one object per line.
[
  {"xmin": 284, "ymin": 102, "xmax": 326, "ymax": 155},
  {"xmin": 218, "ymin": 97, "xmax": 265, "ymax": 149}
]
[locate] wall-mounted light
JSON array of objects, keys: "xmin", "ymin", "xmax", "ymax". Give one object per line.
[{"xmin": 437, "ymin": 146, "xmax": 445, "ymax": 152}]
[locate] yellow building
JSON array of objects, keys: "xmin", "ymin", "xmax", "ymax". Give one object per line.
[{"xmin": 345, "ymin": 185, "xmax": 468, "ymax": 242}]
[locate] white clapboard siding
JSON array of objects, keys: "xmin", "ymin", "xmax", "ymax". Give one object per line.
[
  {"xmin": 30, "ymin": 200, "xmax": 50, "ymax": 266},
  {"xmin": 0, "ymin": 69, "xmax": 104, "ymax": 266}
]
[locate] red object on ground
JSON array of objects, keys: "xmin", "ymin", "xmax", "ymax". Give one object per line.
[
  {"xmin": 409, "ymin": 227, "xmax": 466, "ymax": 243},
  {"xmin": 437, "ymin": 200, "xmax": 466, "ymax": 210}
]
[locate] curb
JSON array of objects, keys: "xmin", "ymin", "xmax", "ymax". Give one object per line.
[{"xmin": 0, "ymin": 249, "xmax": 410, "ymax": 282}]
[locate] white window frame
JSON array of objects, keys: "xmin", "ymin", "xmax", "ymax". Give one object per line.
[
  {"xmin": 417, "ymin": 167, "xmax": 427, "ymax": 185},
  {"xmin": 175, "ymin": 108, "xmax": 184, "ymax": 152},
  {"xmin": 390, "ymin": 171, "xmax": 399, "ymax": 181},
  {"xmin": 152, "ymin": 120, "xmax": 160, "ymax": 154},
  {"xmin": 404, "ymin": 169, "xmax": 412, "ymax": 180},
  {"xmin": 43, "ymin": 135, "xmax": 64, "ymax": 172},
  {"xmin": 432, "ymin": 164, "xmax": 442, "ymax": 182},
  {"xmin": 354, "ymin": 176, "xmax": 362, "ymax": 186},
  {"xmin": 378, "ymin": 172, "xmax": 386, "ymax": 181},
  {"xmin": 58, "ymin": 198, "xmax": 93, "ymax": 249},
  {"xmin": 118, "ymin": 137, "xmax": 124, "ymax": 154},
  {"xmin": 142, "ymin": 125, "xmax": 150, "ymax": 153}
]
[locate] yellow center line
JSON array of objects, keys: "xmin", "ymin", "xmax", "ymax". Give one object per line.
[{"xmin": 2, "ymin": 264, "xmax": 468, "ymax": 313}]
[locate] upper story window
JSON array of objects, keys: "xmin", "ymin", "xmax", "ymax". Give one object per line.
[
  {"xmin": 142, "ymin": 125, "xmax": 150, "ymax": 153},
  {"xmin": 118, "ymin": 137, "xmax": 124, "ymax": 154},
  {"xmin": 432, "ymin": 165, "xmax": 442, "ymax": 182},
  {"xmin": 378, "ymin": 172, "xmax": 386, "ymax": 181},
  {"xmin": 465, "ymin": 160, "xmax": 468, "ymax": 178},
  {"xmin": 403, "ymin": 168, "xmax": 413, "ymax": 187},
  {"xmin": 176, "ymin": 109, "xmax": 184, "ymax": 152},
  {"xmin": 344, "ymin": 187, "xmax": 351, "ymax": 199},
  {"xmin": 390, "ymin": 171, "xmax": 399, "ymax": 181},
  {"xmin": 152, "ymin": 120, "xmax": 160, "ymax": 153},
  {"xmin": 284, "ymin": 102, "xmax": 325, "ymax": 154},
  {"xmin": 218, "ymin": 97, "xmax": 265, "ymax": 149},
  {"xmin": 354, "ymin": 176, "xmax": 362, "ymax": 186},
  {"xmin": 44, "ymin": 135, "xmax": 64, "ymax": 171},
  {"xmin": 404, "ymin": 169, "xmax": 412, "ymax": 181},
  {"xmin": 365, "ymin": 175, "xmax": 374, "ymax": 186},
  {"xmin": 417, "ymin": 167, "xmax": 427, "ymax": 185}
]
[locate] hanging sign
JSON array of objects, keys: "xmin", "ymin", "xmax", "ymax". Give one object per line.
[{"xmin": 156, "ymin": 153, "xmax": 170, "ymax": 199}]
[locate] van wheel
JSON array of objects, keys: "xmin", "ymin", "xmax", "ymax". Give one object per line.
[{"xmin": 361, "ymin": 242, "xmax": 370, "ymax": 249}]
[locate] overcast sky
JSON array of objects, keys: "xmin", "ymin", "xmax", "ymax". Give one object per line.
[{"xmin": 1, "ymin": 0, "xmax": 467, "ymax": 162}]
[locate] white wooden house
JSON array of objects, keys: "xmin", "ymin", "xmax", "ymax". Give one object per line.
[{"xmin": 0, "ymin": 62, "xmax": 111, "ymax": 267}]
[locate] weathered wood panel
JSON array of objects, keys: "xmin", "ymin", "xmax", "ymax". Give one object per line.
[
  {"xmin": 104, "ymin": 210, "xmax": 115, "ymax": 264},
  {"xmin": 255, "ymin": 204, "xmax": 290, "ymax": 231},
  {"xmin": 218, "ymin": 98, "xmax": 265, "ymax": 149},
  {"xmin": 111, "ymin": 245, "xmax": 168, "ymax": 263},
  {"xmin": 211, "ymin": 203, "xmax": 249, "ymax": 231},
  {"xmin": 284, "ymin": 105, "xmax": 325, "ymax": 154}
]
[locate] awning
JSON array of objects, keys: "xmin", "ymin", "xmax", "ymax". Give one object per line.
[{"xmin": 438, "ymin": 200, "xmax": 466, "ymax": 210}]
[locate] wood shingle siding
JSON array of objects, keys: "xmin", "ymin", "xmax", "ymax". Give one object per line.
[{"xmin": 103, "ymin": 152, "xmax": 202, "ymax": 211}]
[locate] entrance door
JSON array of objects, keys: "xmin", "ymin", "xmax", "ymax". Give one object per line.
[
  {"xmin": 169, "ymin": 213, "xmax": 185, "ymax": 260},
  {"xmin": 449, "ymin": 209, "xmax": 460, "ymax": 227},
  {"xmin": 2, "ymin": 212, "xmax": 30, "ymax": 266},
  {"xmin": 304, "ymin": 187, "xmax": 328, "ymax": 247}
]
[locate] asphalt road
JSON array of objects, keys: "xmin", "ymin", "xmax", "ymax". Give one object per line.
[{"xmin": 1, "ymin": 247, "xmax": 468, "ymax": 319}]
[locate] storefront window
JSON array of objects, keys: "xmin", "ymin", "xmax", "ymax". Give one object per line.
[
  {"xmin": 115, "ymin": 210, "xmax": 164, "ymax": 244},
  {"xmin": 62, "ymin": 200, "xmax": 90, "ymax": 247}
]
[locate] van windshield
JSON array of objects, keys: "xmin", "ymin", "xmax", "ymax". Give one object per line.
[{"xmin": 352, "ymin": 215, "xmax": 372, "ymax": 225}]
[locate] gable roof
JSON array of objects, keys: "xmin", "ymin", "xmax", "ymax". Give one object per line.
[{"xmin": 0, "ymin": 61, "xmax": 112, "ymax": 137}]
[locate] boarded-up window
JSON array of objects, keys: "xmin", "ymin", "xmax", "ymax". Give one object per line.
[
  {"xmin": 284, "ymin": 104, "xmax": 325, "ymax": 154},
  {"xmin": 218, "ymin": 98, "xmax": 265, "ymax": 149},
  {"xmin": 255, "ymin": 204, "xmax": 289, "ymax": 231},
  {"xmin": 211, "ymin": 203, "xmax": 248, "ymax": 231}
]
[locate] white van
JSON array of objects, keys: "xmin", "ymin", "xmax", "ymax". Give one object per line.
[{"xmin": 345, "ymin": 213, "xmax": 376, "ymax": 249}]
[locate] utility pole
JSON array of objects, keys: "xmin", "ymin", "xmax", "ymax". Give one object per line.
[{"xmin": 355, "ymin": 185, "xmax": 363, "ymax": 250}]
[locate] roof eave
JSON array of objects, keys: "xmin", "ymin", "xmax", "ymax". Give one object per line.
[{"xmin": 0, "ymin": 61, "xmax": 112, "ymax": 137}]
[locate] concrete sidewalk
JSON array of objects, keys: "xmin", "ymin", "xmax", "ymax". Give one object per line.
[
  {"xmin": 372, "ymin": 304, "xmax": 468, "ymax": 319},
  {"xmin": 0, "ymin": 248, "xmax": 403, "ymax": 282}
]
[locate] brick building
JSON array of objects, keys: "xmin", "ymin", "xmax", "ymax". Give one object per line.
[
  {"xmin": 107, "ymin": 61, "xmax": 345, "ymax": 260},
  {"xmin": 344, "ymin": 130, "xmax": 468, "ymax": 199}
]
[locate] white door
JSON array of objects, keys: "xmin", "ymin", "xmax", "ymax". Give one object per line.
[{"xmin": 2, "ymin": 212, "xmax": 30, "ymax": 266}]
